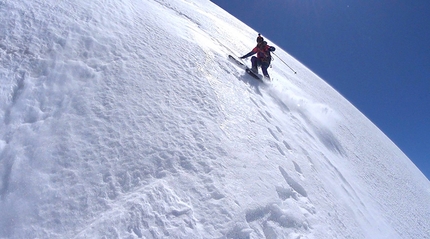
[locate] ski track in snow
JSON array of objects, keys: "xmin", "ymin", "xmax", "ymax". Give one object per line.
[{"xmin": 0, "ymin": 0, "xmax": 429, "ymax": 238}]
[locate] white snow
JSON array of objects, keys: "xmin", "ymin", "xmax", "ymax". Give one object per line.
[{"xmin": 1, "ymin": 0, "xmax": 429, "ymax": 238}]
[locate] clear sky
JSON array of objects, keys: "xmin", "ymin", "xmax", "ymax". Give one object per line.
[{"xmin": 211, "ymin": 0, "xmax": 430, "ymax": 180}]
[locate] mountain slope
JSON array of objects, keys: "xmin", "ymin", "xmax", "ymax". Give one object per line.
[{"xmin": 0, "ymin": 0, "xmax": 429, "ymax": 238}]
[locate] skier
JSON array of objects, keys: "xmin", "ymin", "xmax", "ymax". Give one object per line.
[{"xmin": 240, "ymin": 34, "xmax": 275, "ymax": 79}]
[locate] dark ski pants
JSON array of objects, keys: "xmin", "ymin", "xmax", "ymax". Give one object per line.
[{"xmin": 251, "ymin": 56, "xmax": 270, "ymax": 77}]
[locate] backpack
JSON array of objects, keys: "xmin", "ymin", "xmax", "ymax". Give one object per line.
[{"xmin": 257, "ymin": 44, "xmax": 272, "ymax": 63}]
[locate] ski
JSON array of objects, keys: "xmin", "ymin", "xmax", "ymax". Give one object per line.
[
  {"xmin": 245, "ymin": 68, "xmax": 261, "ymax": 80},
  {"xmin": 228, "ymin": 55, "xmax": 263, "ymax": 81}
]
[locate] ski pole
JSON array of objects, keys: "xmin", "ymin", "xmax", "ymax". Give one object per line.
[{"xmin": 273, "ymin": 52, "xmax": 297, "ymax": 74}]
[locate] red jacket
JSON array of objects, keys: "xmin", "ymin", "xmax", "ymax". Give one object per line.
[{"xmin": 242, "ymin": 44, "xmax": 276, "ymax": 62}]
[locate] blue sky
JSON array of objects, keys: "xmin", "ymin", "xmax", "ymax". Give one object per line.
[{"xmin": 211, "ymin": 0, "xmax": 430, "ymax": 180}]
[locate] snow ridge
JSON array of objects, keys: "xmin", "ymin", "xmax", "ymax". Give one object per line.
[{"xmin": 0, "ymin": 0, "xmax": 429, "ymax": 238}]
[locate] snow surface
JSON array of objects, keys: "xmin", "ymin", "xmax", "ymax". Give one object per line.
[{"xmin": 1, "ymin": 0, "xmax": 429, "ymax": 238}]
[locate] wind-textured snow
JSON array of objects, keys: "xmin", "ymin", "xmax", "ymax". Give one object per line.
[{"xmin": 1, "ymin": 0, "xmax": 429, "ymax": 238}]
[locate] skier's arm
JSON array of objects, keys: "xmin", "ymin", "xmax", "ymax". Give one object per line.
[
  {"xmin": 268, "ymin": 46, "xmax": 275, "ymax": 52},
  {"xmin": 240, "ymin": 47, "xmax": 258, "ymax": 59},
  {"xmin": 240, "ymin": 51, "xmax": 255, "ymax": 59}
]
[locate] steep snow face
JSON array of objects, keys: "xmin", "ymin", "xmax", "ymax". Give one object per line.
[{"xmin": 0, "ymin": 0, "xmax": 429, "ymax": 238}]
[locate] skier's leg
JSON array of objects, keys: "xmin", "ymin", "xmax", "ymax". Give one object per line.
[
  {"xmin": 262, "ymin": 63, "xmax": 270, "ymax": 78},
  {"xmin": 251, "ymin": 56, "xmax": 259, "ymax": 73}
]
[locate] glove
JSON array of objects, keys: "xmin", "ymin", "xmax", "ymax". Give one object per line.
[{"xmin": 240, "ymin": 56, "xmax": 246, "ymax": 59}]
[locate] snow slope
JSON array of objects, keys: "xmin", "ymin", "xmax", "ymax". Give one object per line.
[{"xmin": 0, "ymin": 0, "xmax": 429, "ymax": 238}]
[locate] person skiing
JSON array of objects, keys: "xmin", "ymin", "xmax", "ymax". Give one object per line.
[{"xmin": 240, "ymin": 34, "xmax": 276, "ymax": 79}]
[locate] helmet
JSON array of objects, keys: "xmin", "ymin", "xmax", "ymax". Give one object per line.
[{"xmin": 256, "ymin": 34, "xmax": 264, "ymax": 43}]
